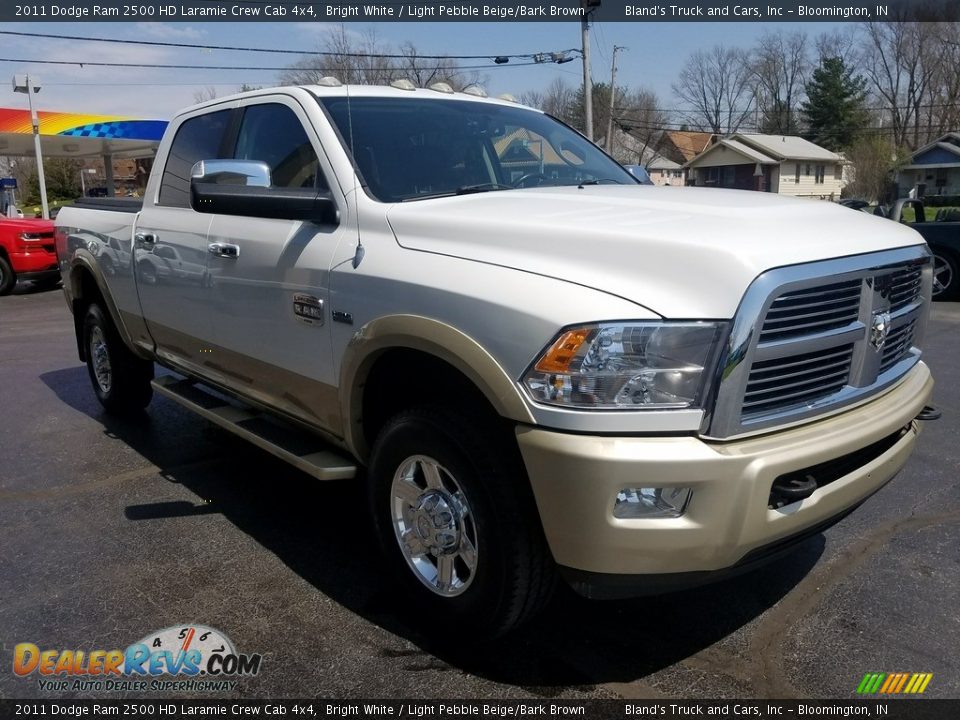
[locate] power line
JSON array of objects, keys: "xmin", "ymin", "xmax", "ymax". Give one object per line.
[
  {"xmin": 0, "ymin": 57, "xmax": 543, "ymax": 72},
  {"xmin": 0, "ymin": 30, "xmax": 581, "ymax": 64}
]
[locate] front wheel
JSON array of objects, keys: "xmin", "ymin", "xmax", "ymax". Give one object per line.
[
  {"xmin": 83, "ymin": 303, "xmax": 154, "ymax": 414},
  {"xmin": 932, "ymin": 251, "xmax": 958, "ymax": 301},
  {"xmin": 369, "ymin": 406, "xmax": 554, "ymax": 639}
]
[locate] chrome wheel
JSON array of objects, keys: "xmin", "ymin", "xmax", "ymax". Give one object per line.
[
  {"xmin": 391, "ymin": 454, "xmax": 478, "ymax": 597},
  {"xmin": 88, "ymin": 326, "xmax": 112, "ymax": 394},
  {"xmin": 933, "ymin": 254, "xmax": 953, "ymax": 298}
]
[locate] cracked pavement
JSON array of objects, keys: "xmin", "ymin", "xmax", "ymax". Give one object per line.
[{"xmin": 1, "ymin": 285, "xmax": 957, "ymax": 700}]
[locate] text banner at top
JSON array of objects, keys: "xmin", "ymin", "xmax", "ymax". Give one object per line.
[{"xmin": 5, "ymin": 0, "xmax": 960, "ymax": 23}]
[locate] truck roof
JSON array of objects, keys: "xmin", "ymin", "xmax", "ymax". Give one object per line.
[{"xmin": 180, "ymin": 83, "xmax": 538, "ymax": 117}]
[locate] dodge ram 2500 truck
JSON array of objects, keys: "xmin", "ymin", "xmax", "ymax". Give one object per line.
[{"xmin": 55, "ymin": 84, "xmax": 938, "ymax": 637}]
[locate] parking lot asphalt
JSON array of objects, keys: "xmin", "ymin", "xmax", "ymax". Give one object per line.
[{"xmin": 1, "ymin": 283, "xmax": 958, "ymax": 701}]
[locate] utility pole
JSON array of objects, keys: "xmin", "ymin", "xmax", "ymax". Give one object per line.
[
  {"xmin": 581, "ymin": 19, "xmax": 593, "ymax": 140},
  {"xmin": 580, "ymin": 0, "xmax": 600, "ymax": 141},
  {"xmin": 606, "ymin": 45, "xmax": 626, "ymax": 153}
]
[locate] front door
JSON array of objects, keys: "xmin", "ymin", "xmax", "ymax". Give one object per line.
[{"xmin": 203, "ymin": 97, "xmax": 346, "ymax": 434}]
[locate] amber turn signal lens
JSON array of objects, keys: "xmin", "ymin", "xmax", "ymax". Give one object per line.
[{"xmin": 534, "ymin": 329, "xmax": 590, "ymax": 373}]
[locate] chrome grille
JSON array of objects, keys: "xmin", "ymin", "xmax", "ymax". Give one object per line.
[
  {"xmin": 759, "ymin": 279, "xmax": 861, "ymax": 342},
  {"xmin": 706, "ymin": 247, "xmax": 932, "ymax": 439},
  {"xmin": 887, "ymin": 266, "xmax": 923, "ymax": 312},
  {"xmin": 880, "ymin": 319, "xmax": 916, "ymax": 374},
  {"xmin": 743, "ymin": 344, "xmax": 854, "ymax": 418}
]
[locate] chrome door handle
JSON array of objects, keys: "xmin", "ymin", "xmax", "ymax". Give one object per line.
[
  {"xmin": 134, "ymin": 232, "xmax": 157, "ymax": 247},
  {"xmin": 208, "ymin": 242, "xmax": 240, "ymax": 259}
]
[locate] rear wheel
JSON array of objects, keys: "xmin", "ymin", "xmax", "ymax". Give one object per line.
[
  {"xmin": 932, "ymin": 251, "xmax": 958, "ymax": 301},
  {"xmin": 369, "ymin": 405, "xmax": 554, "ymax": 639},
  {"xmin": 0, "ymin": 256, "xmax": 15, "ymax": 296},
  {"xmin": 83, "ymin": 303, "xmax": 154, "ymax": 414}
]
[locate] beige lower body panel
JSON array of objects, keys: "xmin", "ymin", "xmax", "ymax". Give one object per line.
[{"xmin": 517, "ymin": 362, "xmax": 933, "ymax": 576}]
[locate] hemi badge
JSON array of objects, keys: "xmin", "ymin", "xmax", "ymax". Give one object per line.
[{"xmin": 332, "ymin": 311, "xmax": 353, "ymax": 325}]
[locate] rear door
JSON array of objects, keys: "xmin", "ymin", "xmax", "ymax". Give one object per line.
[
  {"xmin": 135, "ymin": 107, "xmax": 233, "ymax": 375},
  {"xmin": 203, "ymin": 96, "xmax": 347, "ymax": 434}
]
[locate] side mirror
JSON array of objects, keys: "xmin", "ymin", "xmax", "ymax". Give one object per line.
[
  {"xmin": 189, "ymin": 159, "xmax": 339, "ymax": 225},
  {"xmin": 192, "ymin": 159, "xmax": 271, "ymax": 188}
]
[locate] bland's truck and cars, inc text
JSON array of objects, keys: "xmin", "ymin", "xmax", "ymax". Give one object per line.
[{"xmin": 55, "ymin": 83, "xmax": 938, "ymax": 636}]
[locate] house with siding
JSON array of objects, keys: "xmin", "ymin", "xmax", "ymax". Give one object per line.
[
  {"xmin": 896, "ymin": 132, "xmax": 960, "ymax": 198},
  {"xmin": 684, "ymin": 134, "xmax": 844, "ymax": 198},
  {"xmin": 658, "ymin": 131, "xmax": 715, "ymax": 165}
]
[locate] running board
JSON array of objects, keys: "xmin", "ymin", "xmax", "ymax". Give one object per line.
[{"xmin": 151, "ymin": 375, "xmax": 357, "ymax": 481}]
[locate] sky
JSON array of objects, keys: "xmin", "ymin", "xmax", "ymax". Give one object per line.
[{"xmin": 0, "ymin": 20, "xmax": 848, "ymax": 119}]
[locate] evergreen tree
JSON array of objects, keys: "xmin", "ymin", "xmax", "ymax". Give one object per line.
[{"xmin": 801, "ymin": 57, "xmax": 868, "ymax": 151}]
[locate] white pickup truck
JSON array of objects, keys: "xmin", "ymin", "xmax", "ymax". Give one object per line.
[{"xmin": 55, "ymin": 83, "xmax": 938, "ymax": 637}]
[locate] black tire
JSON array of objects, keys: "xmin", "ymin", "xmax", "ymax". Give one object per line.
[
  {"xmin": 82, "ymin": 303, "xmax": 154, "ymax": 414},
  {"xmin": 369, "ymin": 405, "xmax": 554, "ymax": 640},
  {"xmin": 932, "ymin": 251, "xmax": 959, "ymax": 301},
  {"xmin": 0, "ymin": 255, "xmax": 15, "ymax": 296}
]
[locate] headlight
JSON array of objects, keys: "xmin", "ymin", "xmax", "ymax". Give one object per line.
[{"xmin": 522, "ymin": 322, "xmax": 725, "ymax": 410}]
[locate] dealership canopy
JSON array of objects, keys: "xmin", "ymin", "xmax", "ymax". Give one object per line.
[{"xmin": 0, "ymin": 107, "xmax": 167, "ymax": 159}]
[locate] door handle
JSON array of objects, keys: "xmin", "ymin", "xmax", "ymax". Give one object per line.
[
  {"xmin": 208, "ymin": 242, "xmax": 240, "ymax": 259},
  {"xmin": 134, "ymin": 232, "xmax": 157, "ymax": 247}
]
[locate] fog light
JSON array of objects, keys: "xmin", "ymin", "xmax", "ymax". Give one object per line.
[{"xmin": 614, "ymin": 487, "xmax": 691, "ymax": 519}]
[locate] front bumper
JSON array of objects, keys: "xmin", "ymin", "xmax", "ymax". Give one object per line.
[{"xmin": 517, "ymin": 362, "xmax": 933, "ymax": 597}]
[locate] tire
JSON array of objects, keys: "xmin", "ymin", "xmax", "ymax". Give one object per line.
[
  {"xmin": 82, "ymin": 303, "xmax": 154, "ymax": 414},
  {"xmin": 369, "ymin": 405, "xmax": 555, "ymax": 639},
  {"xmin": 0, "ymin": 255, "xmax": 15, "ymax": 296},
  {"xmin": 932, "ymin": 251, "xmax": 959, "ymax": 301}
]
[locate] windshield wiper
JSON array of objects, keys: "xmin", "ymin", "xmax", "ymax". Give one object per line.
[
  {"xmin": 455, "ymin": 183, "xmax": 514, "ymax": 195},
  {"xmin": 577, "ymin": 178, "xmax": 624, "ymax": 188}
]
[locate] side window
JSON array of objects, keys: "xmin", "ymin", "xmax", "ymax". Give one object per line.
[
  {"xmin": 158, "ymin": 110, "xmax": 230, "ymax": 208},
  {"xmin": 234, "ymin": 103, "xmax": 327, "ymax": 190}
]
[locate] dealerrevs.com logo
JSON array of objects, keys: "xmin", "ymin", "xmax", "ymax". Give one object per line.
[{"xmin": 13, "ymin": 624, "xmax": 262, "ymax": 693}]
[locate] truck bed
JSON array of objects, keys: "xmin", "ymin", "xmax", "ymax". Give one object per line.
[{"xmin": 72, "ymin": 197, "xmax": 143, "ymax": 214}]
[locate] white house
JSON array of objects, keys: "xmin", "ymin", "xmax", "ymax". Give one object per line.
[{"xmin": 685, "ymin": 134, "xmax": 845, "ymax": 199}]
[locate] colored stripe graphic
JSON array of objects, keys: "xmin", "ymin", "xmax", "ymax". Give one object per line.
[
  {"xmin": 857, "ymin": 673, "xmax": 932, "ymax": 694},
  {"xmin": 0, "ymin": 108, "xmax": 166, "ymax": 140}
]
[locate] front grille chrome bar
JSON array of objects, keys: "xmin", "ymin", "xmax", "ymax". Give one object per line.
[{"xmin": 703, "ymin": 245, "xmax": 933, "ymax": 440}]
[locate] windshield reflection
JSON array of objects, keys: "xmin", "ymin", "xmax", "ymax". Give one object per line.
[{"xmin": 318, "ymin": 95, "xmax": 637, "ymax": 202}]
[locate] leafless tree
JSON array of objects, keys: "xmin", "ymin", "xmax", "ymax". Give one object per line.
[
  {"xmin": 279, "ymin": 25, "xmax": 476, "ymax": 90},
  {"xmin": 672, "ymin": 45, "xmax": 754, "ymax": 134},
  {"xmin": 844, "ymin": 135, "xmax": 901, "ymax": 202},
  {"xmin": 815, "ymin": 27, "xmax": 862, "ymax": 67},
  {"xmin": 750, "ymin": 30, "xmax": 810, "ymax": 135},
  {"xmin": 916, "ymin": 24, "xmax": 960, "ymax": 142},
  {"xmin": 541, "ymin": 77, "xmax": 577, "ymax": 123},
  {"xmin": 615, "ymin": 89, "xmax": 670, "ymax": 164},
  {"xmin": 861, "ymin": 21, "xmax": 949, "ymax": 149},
  {"xmin": 192, "ymin": 86, "xmax": 218, "ymax": 104}
]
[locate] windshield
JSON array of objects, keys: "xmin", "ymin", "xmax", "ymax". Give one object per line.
[{"xmin": 318, "ymin": 96, "xmax": 637, "ymax": 202}]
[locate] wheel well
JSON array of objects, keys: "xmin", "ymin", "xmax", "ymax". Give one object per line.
[
  {"xmin": 360, "ymin": 348, "xmax": 504, "ymax": 451},
  {"xmin": 71, "ymin": 267, "xmax": 104, "ymax": 361}
]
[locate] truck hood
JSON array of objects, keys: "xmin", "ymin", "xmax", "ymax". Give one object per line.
[{"xmin": 386, "ymin": 185, "xmax": 925, "ymax": 318}]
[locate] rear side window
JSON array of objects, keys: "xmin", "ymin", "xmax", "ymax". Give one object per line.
[
  {"xmin": 158, "ymin": 110, "xmax": 230, "ymax": 208},
  {"xmin": 234, "ymin": 103, "xmax": 326, "ymax": 190}
]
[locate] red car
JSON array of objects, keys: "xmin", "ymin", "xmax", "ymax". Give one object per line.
[{"xmin": 0, "ymin": 217, "xmax": 59, "ymax": 295}]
